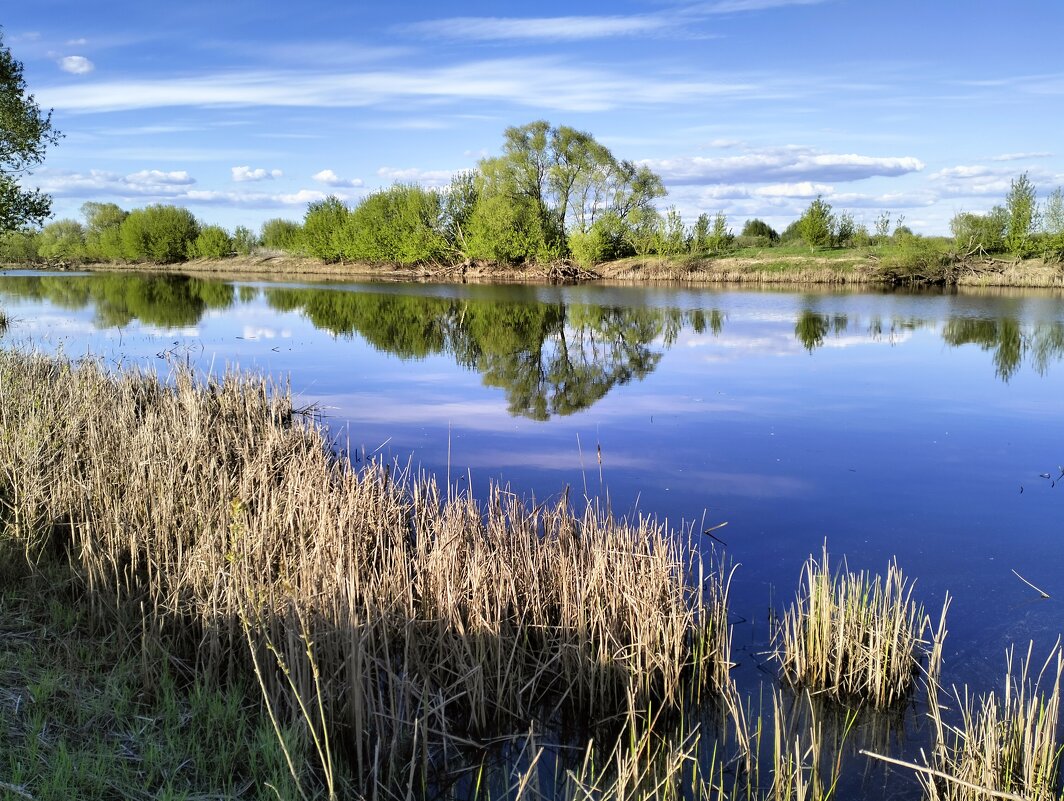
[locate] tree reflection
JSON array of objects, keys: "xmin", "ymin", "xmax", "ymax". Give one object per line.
[
  {"xmin": 942, "ymin": 317, "xmax": 1064, "ymax": 381},
  {"xmin": 265, "ymin": 288, "xmax": 685, "ymax": 419},
  {"xmin": 0, "ymin": 274, "xmax": 233, "ymax": 328},
  {"xmin": 794, "ymin": 310, "xmax": 848, "ymax": 352}
]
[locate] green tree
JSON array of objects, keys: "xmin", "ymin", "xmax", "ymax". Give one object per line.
[
  {"xmin": 1041, "ymin": 187, "xmax": 1064, "ymax": 260},
  {"xmin": 37, "ymin": 218, "xmax": 86, "ymax": 263},
  {"xmin": 656, "ymin": 207, "xmax": 687, "ymax": 255},
  {"xmin": 477, "ymin": 121, "xmax": 665, "ymax": 260},
  {"xmin": 0, "ymin": 228, "xmax": 40, "ymax": 263},
  {"xmin": 834, "ymin": 212, "xmax": 856, "ymax": 247},
  {"xmin": 740, "ymin": 218, "xmax": 779, "ymax": 241},
  {"xmin": 796, "ymin": 197, "xmax": 835, "ymax": 251},
  {"xmin": 340, "ymin": 184, "xmax": 446, "ymax": 265},
  {"xmin": 233, "ymin": 225, "xmax": 256, "ymax": 256},
  {"xmin": 260, "ymin": 218, "xmax": 302, "ymax": 252},
  {"xmin": 301, "ymin": 196, "xmax": 348, "ymax": 261},
  {"xmin": 1, "ymin": 30, "xmax": 61, "ymax": 232},
  {"xmin": 950, "ymin": 207, "xmax": 1007, "ymax": 253},
  {"xmin": 707, "ymin": 211, "xmax": 733, "ymax": 253},
  {"xmin": 689, "ymin": 213, "xmax": 711, "ymax": 254},
  {"xmin": 1004, "ymin": 172, "xmax": 1038, "ymax": 256},
  {"xmin": 188, "ymin": 225, "xmax": 233, "ymax": 259},
  {"xmin": 82, "ymin": 202, "xmax": 127, "ymax": 261},
  {"xmin": 441, "ymin": 170, "xmax": 478, "ymax": 260},
  {"xmin": 119, "ymin": 204, "xmax": 199, "ymax": 263}
]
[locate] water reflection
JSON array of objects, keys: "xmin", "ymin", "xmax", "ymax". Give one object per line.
[
  {"xmin": 0, "ymin": 273, "xmax": 233, "ymax": 328},
  {"xmin": 2, "ymin": 273, "xmax": 1064, "ymax": 415},
  {"xmin": 265, "ymin": 287, "xmax": 683, "ymax": 419}
]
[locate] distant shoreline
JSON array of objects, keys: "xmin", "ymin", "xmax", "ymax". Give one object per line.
[{"xmin": 4, "ymin": 251, "xmax": 1064, "ymax": 289}]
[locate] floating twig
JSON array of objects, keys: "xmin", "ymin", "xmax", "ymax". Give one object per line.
[{"xmin": 1011, "ymin": 569, "xmax": 1050, "ymax": 599}]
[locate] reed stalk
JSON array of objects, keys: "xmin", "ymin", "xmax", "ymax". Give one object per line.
[{"xmin": 775, "ymin": 546, "xmax": 947, "ymax": 709}]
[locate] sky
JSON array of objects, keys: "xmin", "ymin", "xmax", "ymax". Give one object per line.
[{"xmin": 5, "ymin": 0, "xmax": 1064, "ymax": 235}]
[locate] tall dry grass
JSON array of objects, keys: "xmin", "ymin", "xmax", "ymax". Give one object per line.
[
  {"xmin": 775, "ymin": 547, "xmax": 948, "ymax": 709},
  {"xmin": 0, "ymin": 349, "xmax": 733, "ymax": 794},
  {"xmin": 922, "ymin": 642, "xmax": 1064, "ymax": 801}
]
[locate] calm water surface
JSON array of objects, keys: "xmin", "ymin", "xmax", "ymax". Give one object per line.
[{"xmin": 2, "ymin": 269, "xmax": 1062, "ymax": 789}]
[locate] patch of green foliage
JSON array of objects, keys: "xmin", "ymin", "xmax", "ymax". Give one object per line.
[
  {"xmin": 0, "ymin": 553, "xmax": 306, "ymax": 801},
  {"xmin": 120, "ymin": 204, "xmax": 200, "ymax": 264},
  {"xmin": 188, "ymin": 225, "xmax": 233, "ymax": 260}
]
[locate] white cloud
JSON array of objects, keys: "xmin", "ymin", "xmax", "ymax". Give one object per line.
[
  {"xmin": 35, "ymin": 59, "xmax": 756, "ymax": 115},
  {"xmin": 753, "ymin": 181, "xmax": 833, "ymax": 198},
  {"xmin": 125, "ymin": 169, "xmax": 195, "ymax": 186},
  {"xmin": 231, "ymin": 165, "xmax": 283, "ymax": 182},
  {"xmin": 375, "ymin": 166, "xmax": 453, "ymax": 188},
  {"xmin": 990, "ymin": 152, "xmax": 1052, "ymax": 162},
  {"xmin": 402, "ymin": 15, "xmax": 672, "ymax": 42},
  {"xmin": 183, "ymin": 188, "xmax": 332, "ymax": 206},
  {"xmin": 58, "ymin": 55, "xmax": 94, "ymax": 75},
  {"xmin": 37, "ymin": 168, "xmax": 195, "ymax": 198},
  {"xmin": 312, "ymin": 169, "xmax": 364, "ymax": 188},
  {"xmin": 644, "ymin": 146, "xmax": 924, "ymax": 185},
  {"xmin": 66, "ymin": 38, "xmax": 88, "ymax": 46}
]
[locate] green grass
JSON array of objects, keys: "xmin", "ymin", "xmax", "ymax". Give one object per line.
[{"xmin": 0, "ymin": 554, "xmax": 306, "ymax": 801}]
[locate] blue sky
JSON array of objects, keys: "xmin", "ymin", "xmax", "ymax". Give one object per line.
[{"xmin": 6, "ymin": 0, "xmax": 1064, "ymax": 235}]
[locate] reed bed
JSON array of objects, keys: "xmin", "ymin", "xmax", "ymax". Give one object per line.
[
  {"xmin": 920, "ymin": 642, "xmax": 1064, "ymax": 801},
  {"xmin": 0, "ymin": 348, "xmax": 733, "ymax": 795},
  {"xmin": 775, "ymin": 547, "xmax": 947, "ymax": 709}
]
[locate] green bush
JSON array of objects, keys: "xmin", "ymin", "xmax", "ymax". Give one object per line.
[
  {"xmin": 233, "ymin": 226, "xmax": 256, "ymax": 256},
  {"xmin": 37, "ymin": 219, "xmax": 87, "ymax": 263},
  {"xmin": 81, "ymin": 202, "xmax": 128, "ymax": 262},
  {"xmin": 950, "ymin": 208, "xmax": 1006, "ymax": 253},
  {"xmin": 740, "ymin": 218, "xmax": 779, "ymax": 241},
  {"xmin": 339, "ymin": 184, "xmax": 446, "ymax": 265},
  {"xmin": 301, "ymin": 196, "xmax": 348, "ymax": 262},
  {"xmin": 568, "ymin": 212, "xmax": 634, "ymax": 266},
  {"xmin": 466, "ymin": 194, "xmax": 552, "ymax": 265},
  {"xmin": 0, "ymin": 229, "xmax": 41, "ymax": 263},
  {"xmin": 734, "ymin": 234, "xmax": 774, "ymax": 249},
  {"xmin": 119, "ymin": 205, "xmax": 199, "ymax": 263},
  {"xmin": 188, "ymin": 225, "xmax": 233, "ymax": 259},
  {"xmin": 797, "ymin": 197, "xmax": 835, "ymax": 250},
  {"xmin": 260, "ymin": 218, "xmax": 302, "ymax": 252}
]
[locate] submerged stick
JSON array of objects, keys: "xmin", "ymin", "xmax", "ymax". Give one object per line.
[
  {"xmin": 1011, "ymin": 569, "xmax": 1050, "ymax": 599},
  {"xmin": 859, "ymin": 750, "xmax": 1028, "ymax": 801}
]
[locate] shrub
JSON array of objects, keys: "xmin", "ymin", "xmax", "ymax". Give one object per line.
[
  {"xmin": 260, "ymin": 218, "xmax": 302, "ymax": 252},
  {"xmin": 37, "ymin": 219, "xmax": 87, "ymax": 263},
  {"xmin": 301, "ymin": 196, "xmax": 348, "ymax": 262},
  {"xmin": 81, "ymin": 202, "xmax": 128, "ymax": 261},
  {"xmin": 1004, "ymin": 172, "xmax": 1038, "ymax": 256},
  {"xmin": 568, "ymin": 212, "xmax": 634, "ymax": 266},
  {"xmin": 339, "ymin": 184, "xmax": 446, "ymax": 265},
  {"xmin": 233, "ymin": 226, "xmax": 257, "ymax": 256},
  {"xmin": 188, "ymin": 225, "xmax": 233, "ymax": 260},
  {"xmin": 740, "ymin": 218, "xmax": 779, "ymax": 241},
  {"xmin": 950, "ymin": 208, "xmax": 1007, "ymax": 253},
  {"xmin": 0, "ymin": 229, "xmax": 41, "ymax": 263},
  {"xmin": 119, "ymin": 204, "xmax": 199, "ymax": 264},
  {"xmin": 797, "ymin": 196, "xmax": 835, "ymax": 250},
  {"xmin": 466, "ymin": 194, "xmax": 551, "ymax": 265}
]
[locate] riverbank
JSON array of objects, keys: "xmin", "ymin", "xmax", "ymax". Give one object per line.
[{"xmin": 7, "ymin": 248, "xmax": 1064, "ymax": 288}]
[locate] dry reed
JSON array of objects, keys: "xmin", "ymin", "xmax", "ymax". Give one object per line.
[
  {"xmin": 0, "ymin": 348, "xmax": 733, "ymax": 794},
  {"xmin": 775, "ymin": 546, "xmax": 947, "ymax": 709},
  {"xmin": 921, "ymin": 642, "xmax": 1064, "ymax": 801}
]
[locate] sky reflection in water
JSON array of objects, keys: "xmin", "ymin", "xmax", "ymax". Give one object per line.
[{"xmin": 2, "ymin": 270, "xmax": 1063, "ymax": 692}]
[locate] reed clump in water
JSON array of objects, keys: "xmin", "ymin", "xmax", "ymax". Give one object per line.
[
  {"xmin": 922, "ymin": 642, "xmax": 1064, "ymax": 801},
  {"xmin": 0, "ymin": 348, "xmax": 733, "ymax": 793},
  {"xmin": 775, "ymin": 547, "xmax": 948, "ymax": 709}
]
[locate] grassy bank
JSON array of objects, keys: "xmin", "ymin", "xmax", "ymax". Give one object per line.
[{"xmin": 10, "ymin": 242, "xmax": 1063, "ymax": 288}]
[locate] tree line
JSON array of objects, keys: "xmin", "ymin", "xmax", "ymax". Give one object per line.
[{"xmin": 3, "ymin": 119, "xmax": 1064, "ymax": 268}]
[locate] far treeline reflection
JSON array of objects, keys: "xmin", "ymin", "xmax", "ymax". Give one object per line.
[{"xmin": 2, "ymin": 273, "xmax": 1064, "ymax": 415}]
